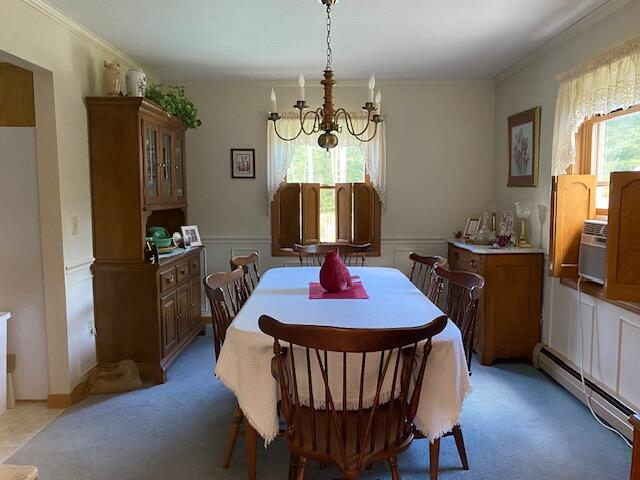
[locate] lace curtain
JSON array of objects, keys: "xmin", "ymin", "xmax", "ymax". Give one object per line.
[
  {"xmin": 267, "ymin": 112, "xmax": 387, "ymax": 206},
  {"xmin": 552, "ymin": 36, "xmax": 640, "ymax": 175}
]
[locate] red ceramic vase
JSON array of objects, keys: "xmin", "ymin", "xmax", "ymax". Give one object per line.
[{"xmin": 319, "ymin": 250, "xmax": 352, "ymax": 293}]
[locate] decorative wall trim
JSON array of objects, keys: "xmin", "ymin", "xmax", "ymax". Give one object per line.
[
  {"xmin": 21, "ymin": 0, "xmax": 142, "ymax": 68},
  {"xmin": 200, "ymin": 235, "xmax": 447, "ymax": 245},
  {"xmin": 494, "ymin": 0, "xmax": 632, "ymax": 85},
  {"xmin": 64, "ymin": 257, "xmax": 94, "ymax": 274}
]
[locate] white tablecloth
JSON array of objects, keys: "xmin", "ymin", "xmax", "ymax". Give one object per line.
[{"xmin": 215, "ymin": 267, "xmax": 472, "ymax": 445}]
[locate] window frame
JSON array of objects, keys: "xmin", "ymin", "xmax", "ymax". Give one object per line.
[{"xmin": 573, "ymin": 104, "xmax": 640, "ymax": 216}]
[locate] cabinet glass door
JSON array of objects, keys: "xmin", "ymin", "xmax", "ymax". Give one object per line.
[
  {"xmin": 175, "ymin": 136, "xmax": 185, "ymax": 202},
  {"xmin": 160, "ymin": 132, "xmax": 173, "ymax": 201},
  {"xmin": 143, "ymin": 124, "xmax": 160, "ymax": 203}
]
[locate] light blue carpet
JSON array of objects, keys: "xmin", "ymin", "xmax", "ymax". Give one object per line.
[{"xmin": 8, "ymin": 331, "xmax": 632, "ymax": 479}]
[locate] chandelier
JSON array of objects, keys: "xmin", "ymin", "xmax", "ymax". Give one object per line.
[{"xmin": 268, "ymin": 0, "xmax": 383, "ymax": 150}]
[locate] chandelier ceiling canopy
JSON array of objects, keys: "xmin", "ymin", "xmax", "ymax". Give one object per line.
[{"xmin": 268, "ymin": 0, "xmax": 383, "ymax": 150}]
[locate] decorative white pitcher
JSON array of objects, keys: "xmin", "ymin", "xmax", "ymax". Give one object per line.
[
  {"xmin": 103, "ymin": 60, "xmax": 121, "ymax": 96},
  {"xmin": 125, "ymin": 69, "xmax": 147, "ymax": 97}
]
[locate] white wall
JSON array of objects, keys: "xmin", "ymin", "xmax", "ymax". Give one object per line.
[
  {"xmin": 492, "ymin": 0, "xmax": 640, "ymax": 409},
  {"xmin": 0, "ymin": 127, "xmax": 48, "ymax": 399},
  {"xmin": 180, "ymin": 80, "xmax": 495, "ymax": 275},
  {"xmin": 0, "ymin": 0, "xmax": 150, "ymax": 395}
]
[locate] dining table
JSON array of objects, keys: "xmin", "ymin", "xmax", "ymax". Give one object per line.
[{"xmin": 215, "ymin": 266, "xmax": 472, "ymax": 479}]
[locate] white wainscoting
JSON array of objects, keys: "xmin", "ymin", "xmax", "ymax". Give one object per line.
[
  {"xmin": 201, "ymin": 236, "xmax": 448, "ymax": 280},
  {"xmin": 64, "ymin": 257, "xmax": 96, "ymax": 388},
  {"xmin": 543, "ymin": 276, "xmax": 640, "ymax": 412}
]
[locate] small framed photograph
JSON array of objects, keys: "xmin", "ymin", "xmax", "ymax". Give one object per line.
[
  {"xmin": 508, "ymin": 107, "xmax": 540, "ymax": 187},
  {"xmin": 181, "ymin": 225, "xmax": 202, "ymax": 247},
  {"xmin": 464, "ymin": 217, "xmax": 481, "ymax": 238},
  {"xmin": 231, "ymin": 149, "xmax": 255, "ymax": 179}
]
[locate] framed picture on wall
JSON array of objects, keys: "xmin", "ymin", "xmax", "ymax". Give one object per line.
[
  {"xmin": 508, "ymin": 107, "xmax": 540, "ymax": 187},
  {"xmin": 231, "ymin": 148, "xmax": 255, "ymax": 179}
]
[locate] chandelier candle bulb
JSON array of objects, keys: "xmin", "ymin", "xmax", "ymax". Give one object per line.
[
  {"xmin": 270, "ymin": 88, "xmax": 277, "ymax": 113},
  {"xmin": 375, "ymin": 90, "xmax": 382, "ymax": 112},
  {"xmin": 368, "ymin": 74, "xmax": 376, "ymax": 102},
  {"xmin": 298, "ymin": 74, "xmax": 305, "ymax": 101}
]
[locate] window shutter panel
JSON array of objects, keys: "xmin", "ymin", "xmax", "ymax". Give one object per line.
[
  {"xmin": 353, "ymin": 183, "xmax": 379, "ymax": 246},
  {"xmin": 271, "ymin": 183, "xmax": 301, "ymax": 250},
  {"xmin": 335, "ymin": 183, "xmax": 352, "ymax": 243},
  {"xmin": 605, "ymin": 172, "xmax": 640, "ymax": 301},
  {"xmin": 550, "ymin": 174, "xmax": 596, "ymax": 277},
  {"xmin": 301, "ymin": 183, "xmax": 320, "ymax": 244}
]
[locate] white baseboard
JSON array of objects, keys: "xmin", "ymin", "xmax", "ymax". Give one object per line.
[{"xmin": 535, "ymin": 346, "xmax": 634, "ymax": 441}]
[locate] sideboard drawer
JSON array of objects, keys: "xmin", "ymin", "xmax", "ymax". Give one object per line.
[
  {"xmin": 176, "ymin": 260, "xmax": 189, "ymax": 283},
  {"xmin": 189, "ymin": 255, "xmax": 200, "ymax": 277},
  {"xmin": 449, "ymin": 247, "xmax": 479, "ymax": 273},
  {"xmin": 160, "ymin": 267, "xmax": 177, "ymax": 292}
]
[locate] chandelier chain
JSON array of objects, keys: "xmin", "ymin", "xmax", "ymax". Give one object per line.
[{"xmin": 325, "ymin": 4, "xmax": 332, "ymax": 70}]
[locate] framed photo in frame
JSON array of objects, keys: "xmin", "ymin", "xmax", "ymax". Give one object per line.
[
  {"xmin": 464, "ymin": 217, "xmax": 481, "ymax": 239},
  {"xmin": 508, "ymin": 107, "xmax": 540, "ymax": 187},
  {"xmin": 181, "ymin": 225, "xmax": 202, "ymax": 247},
  {"xmin": 231, "ymin": 149, "xmax": 255, "ymax": 179}
]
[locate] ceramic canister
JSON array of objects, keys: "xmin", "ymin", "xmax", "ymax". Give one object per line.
[
  {"xmin": 103, "ymin": 60, "xmax": 121, "ymax": 96},
  {"xmin": 125, "ymin": 69, "xmax": 147, "ymax": 97}
]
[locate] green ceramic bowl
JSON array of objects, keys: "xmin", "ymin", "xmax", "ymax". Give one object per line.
[{"xmin": 153, "ymin": 237, "xmax": 173, "ymax": 248}]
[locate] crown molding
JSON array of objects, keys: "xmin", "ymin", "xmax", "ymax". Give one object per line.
[
  {"xmin": 21, "ymin": 0, "xmax": 142, "ymax": 69},
  {"xmin": 173, "ymin": 78, "xmax": 495, "ymax": 88},
  {"xmin": 494, "ymin": 0, "xmax": 632, "ymax": 85}
]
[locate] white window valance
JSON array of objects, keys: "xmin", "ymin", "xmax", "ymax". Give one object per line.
[
  {"xmin": 551, "ymin": 36, "xmax": 640, "ymax": 176},
  {"xmin": 267, "ymin": 112, "xmax": 386, "ymax": 206}
]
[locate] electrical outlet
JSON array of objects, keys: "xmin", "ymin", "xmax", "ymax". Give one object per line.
[{"xmin": 71, "ymin": 216, "xmax": 79, "ymax": 235}]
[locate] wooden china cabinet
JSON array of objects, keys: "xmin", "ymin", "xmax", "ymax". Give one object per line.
[{"xmin": 87, "ymin": 97, "xmax": 203, "ymax": 384}]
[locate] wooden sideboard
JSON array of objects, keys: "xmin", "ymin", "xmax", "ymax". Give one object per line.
[
  {"xmin": 632, "ymin": 414, "xmax": 640, "ymax": 480},
  {"xmin": 87, "ymin": 97, "xmax": 204, "ymax": 383},
  {"xmin": 447, "ymin": 240, "xmax": 543, "ymax": 365}
]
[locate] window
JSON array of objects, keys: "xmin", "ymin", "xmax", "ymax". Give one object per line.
[
  {"xmin": 576, "ymin": 105, "xmax": 640, "ymax": 214},
  {"xmin": 270, "ymin": 140, "xmax": 381, "ymax": 257},
  {"xmin": 286, "ymin": 144, "xmax": 367, "ymax": 242}
]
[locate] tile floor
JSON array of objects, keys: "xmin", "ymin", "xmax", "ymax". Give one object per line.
[{"xmin": 0, "ymin": 402, "xmax": 63, "ymax": 463}]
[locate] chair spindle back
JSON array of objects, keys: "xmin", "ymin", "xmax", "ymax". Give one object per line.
[
  {"xmin": 203, "ymin": 268, "xmax": 249, "ymax": 359},
  {"xmin": 259, "ymin": 314, "xmax": 448, "ymax": 476},
  {"xmin": 230, "ymin": 252, "xmax": 260, "ymax": 295},
  {"xmin": 293, "ymin": 243, "xmax": 372, "ymax": 267},
  {"xmin": 408, "ymin": 253, "xmax": 446, "ymax": 301},
  {"xmin": 430, "ymin": 266, "xmax": 485, "ymax": 373}
]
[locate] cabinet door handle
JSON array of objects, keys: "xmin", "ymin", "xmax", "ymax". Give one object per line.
[
  {"xmin": 180, "ymin": 269, "xmax": 187, "ymax": 275},
  {"xmin": 166, "ymin": 275, "xmax": 175, "ymax": 284},
  {"xmin": 470, "ymin": 259, "xmax": 477, "ymax": 268}
]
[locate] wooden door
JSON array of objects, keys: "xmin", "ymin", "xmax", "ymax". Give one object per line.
[
  {"xmin": 161, "ymin": 292, "xmax": 178, "ymax": 355},
  {"xmin": 142, "ymin": 120, "xmax": 161, "ymax": 204},
  {"xmin": 159, "ymin": 129, "xmax": 174, "ymax": 203},
  {"xmin": 190, "ymin": 275, "xmax": 202, "ymax": 328},
  {"xmin": 550, "ymin": 175, "xmax": 596, "ymax": 277},
  {"xmin": 177, "ymin": 284, "xmax": 191, "ymax": 340},
  {"xmin": 174, "ymin": 133, "xmax": 186, "ymax": 204},
  {"xmin": 353, "ymin": 183, "xmax": 377, "ymax": 245},
  {"xmin": 606, "ymin": 171, "xmax": 640, "ymax": 301},
  {"xmin": 271, "ymin": 183, "xmax": 301, "ymax": 252}
]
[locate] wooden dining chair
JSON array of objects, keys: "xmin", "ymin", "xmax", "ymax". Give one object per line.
[
  {"xmin": 421, "ymin": 265, "xmax": 485, "ymax": 480},
  {"xmin": 259, "ymin": 313, "xmax": 448, "ymax": 480},
  {"xmin": 203, "ymin": 268, "xmax": 250, "ymax": 469},
  {"xmin": 293, "ymin": 243, "xmax": 372, "ymax": 267},
  {"xmin": 230, "ymin": 252, "xmax": 261, "ymax": 295},
  {"xmin": 408, "ymin": 253, "xmax": 446, "ymax": 301}
]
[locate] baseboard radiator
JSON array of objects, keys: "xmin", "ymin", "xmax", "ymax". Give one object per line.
[{"xmin": 533, "ymin": 343, "xmax": 636, "ymax": 441}]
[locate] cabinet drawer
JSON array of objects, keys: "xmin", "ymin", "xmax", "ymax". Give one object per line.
[
  {"xmin": 449, "ymin": 247, "xmax": 479, "ymax": 273},
  {"xmin": 160, "ymin": 267, "xmax": 177, "ymax": 292},
  {"xmin": 189, "ymin": 255, "xmax": 200, "ymax": 277},
  {"xmin": 176, "ymin": 260, "xmax": 189, "ymax": 283}
]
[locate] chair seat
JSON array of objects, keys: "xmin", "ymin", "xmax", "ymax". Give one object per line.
[
  {"xmin": 0, "ymin": 465, "xmax": 38, "ymax": 480},
  {"xmin": 288, "ymin": 399, "xmax": 413, "ymax": 473}
]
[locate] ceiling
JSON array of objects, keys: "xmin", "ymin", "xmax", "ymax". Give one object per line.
[{"xmin": 47, "ymin": 0, "xmax": 610, "ymax": 81}]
